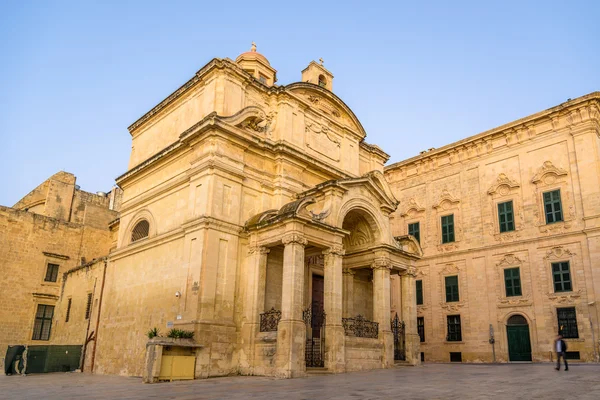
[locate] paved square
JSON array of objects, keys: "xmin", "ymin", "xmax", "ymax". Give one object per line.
[{"xmin": 1, "ymin": 364, "xmax": 599, "ymax": 399}]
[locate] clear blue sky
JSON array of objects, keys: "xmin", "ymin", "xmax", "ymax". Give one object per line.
[{"xmin": 1, "ymin": 0, "xmax": 599, "ymax": 206}]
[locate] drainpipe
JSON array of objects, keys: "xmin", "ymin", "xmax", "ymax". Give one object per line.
[
  {"xmin": 80, "ymin": 277, "xmax": 97, "ymax": 372},
  {"xmin": 90, "ymin": 259, "xmax": 108, "ymax": 372}
]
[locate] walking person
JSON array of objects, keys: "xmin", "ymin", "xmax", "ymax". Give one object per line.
[{"xmin": 555, "ymin": 334, "xmax": 568, "ymax": 371}]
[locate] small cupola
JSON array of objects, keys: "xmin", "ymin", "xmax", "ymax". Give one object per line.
[
  {"xmin": 236, "ymin": 42, "xmax": 277, "ymax": 86},
  {"xmin": 301, "ymin": 58, "xmax": 334, "ymax": 91}
]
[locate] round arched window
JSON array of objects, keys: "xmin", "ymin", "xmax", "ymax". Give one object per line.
[
  {"xmin": 131, "ymin": 220, "xmax": 150, "ymax": 242},
  {"xmin": 507, "ymin": 315, "xmax": 528, "ymax": 326}
]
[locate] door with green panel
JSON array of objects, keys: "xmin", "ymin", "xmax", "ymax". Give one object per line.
[{"xmin": 506, "ymin": 315, "xmax": 532, "ymax": 361}]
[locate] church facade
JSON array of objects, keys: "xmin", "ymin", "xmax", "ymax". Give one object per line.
[{"xmin": 2, "ymin": 45, "xmax": 599, "ymax": 378}]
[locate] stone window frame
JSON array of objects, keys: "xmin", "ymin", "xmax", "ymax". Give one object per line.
[
  {"xmin": 530, "ymin": 161, "xmax": 575, "ymax": 232},
  {"xmin": 486, "ymin": 173, "xmax": 523, "ymax": 240},
  {"xmin": 551, "ymin": 261, "xmax": 573, "ymax": 293},
  {"xmin": 31, "ymin": 303, "xmax": 55, "ymax": 341},
  {"xmin": 503, "ymin": 267, "xmax": 522, "ymax": 297},
  {"xmin": 400, "ymin": 198, "xmax": 426, "ymax": 248},
  {"xmin": 40, "ymin": 252, "xmax": 68, "ymax": 286},
  {"xmin": 495, "ymin": 254, "xmax": 531, "ymax": 306},
  {"xmin": 438, "ymin": 263, "xmax": 467, "ymax": 304},
  {"xmin": 432, "ymin": 189, "xmax": 462, "ymax": 251},
  {"xmin": 556, "ymin": 306, "xmax": 579, "ymax": 339},
  {"xmin": 124, "ymin": 209, "xmax": 157, "ymax": 246},
  {"xmin": 543, "ymin": 246, "xmax": 578, "ymax": 296}
]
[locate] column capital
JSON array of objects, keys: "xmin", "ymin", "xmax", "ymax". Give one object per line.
[
  {"xmin": 248, "ymin": 246, "xmax": 270, "ymax": 255},
  {"xmin": 282, "ymin": 233, "xmax": 308, "ymax": 247},
  {"xmin": 323, "ymin": 245, "xmax": 345, "ymax": 257},
  {"xmin": 371, "ymin": 258, "xmax": 392, "ymax": 271},
  {"xmin": 401, "ymin": 266, "xmax": 417, "ymax": 277},
  {"xmin": 342, "ymin": 267, "xmax": 355, "ymax": 276}
]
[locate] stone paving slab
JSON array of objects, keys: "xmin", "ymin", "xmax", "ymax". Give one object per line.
[{"xmin": 1, "ymin": 363, "xmax": 599, "ymax": 399}]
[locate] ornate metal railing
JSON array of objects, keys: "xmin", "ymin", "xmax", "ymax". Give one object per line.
[
  {"xmin": 342, "ymin": 315, "xmax": 379, "ymax": 338},
  {"xmin": 391, "ymin": 313, "xmax": 406, "ymax": 361},
  {"xmin": 303, "ymin": 305, "xmax": 326, "ymax": 368},
  {"xmin": 259, "ymin": 308, "xmax": 281, "ymax": 332}
]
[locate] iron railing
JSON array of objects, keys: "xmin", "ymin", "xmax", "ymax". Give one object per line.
[
  {"xmin": 259, "ymin": 308, "xmax": 281, "ymax": 332},
  {"xmin": 342, "ymin": 315, "xmax": 379, "ymax": 339},
  {"xmin": 391, "ymin": 313, "xmax": 406, "ymax": 361}
]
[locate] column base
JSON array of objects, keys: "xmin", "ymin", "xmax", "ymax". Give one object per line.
[
  {"xmin": 275, "ymin": 319, "xmax": 306, "ymax": 378},
  {"xmin": 325, "ymin": 325, "xmax": 346, "ymax": 373}
]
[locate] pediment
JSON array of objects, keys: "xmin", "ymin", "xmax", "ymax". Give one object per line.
[
  {"xmin": 531, "ymin": 161, "xmax": 567, "ymax": 185},
  {"xmin": 337, "ymin": 171, "xmax": 399, "ymax": 213},
  {"xmin": 487, "ymin": 173, "xmax": 520, "ymax": 196},
  {"xmin": 432, "ymin": 189, "xmax": 460, "ymax": 210},
  {"xmin": 400, "ymin": 198, "xmax": 425, "ymax": 217},
  {"xmin": 285, "ymin": 83, "xmax": 366, "ymax": 139}
]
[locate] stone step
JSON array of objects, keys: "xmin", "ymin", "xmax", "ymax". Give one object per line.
[{"xmin": 306, "ymin": 367, "xmax": 332, "ymax": 375}]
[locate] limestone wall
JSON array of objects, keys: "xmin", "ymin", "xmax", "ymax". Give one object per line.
[
  {"xmin": 385, "ymin": 94, "xmax": 600, "ymax": 363},
  {"xmin": 0, "ymin": 206, "xmax": 113, "ymax": 372}
]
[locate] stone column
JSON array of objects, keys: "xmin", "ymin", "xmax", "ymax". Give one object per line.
[
  {"xmin": 372, "ymin": 259, "xmax": 394, "ymax": 368},
  {"xmin": 342, "ymin": 268, "xmax": 355, "ymax": 318},
  {"xmin": 401, "ymin": 267, "xmax": 420, "ymax": 366},
  {"xmin": 240, "ymin": 246, "xmax": 270, "ymax": 374},
  {"xmin": 323, "ymin": 245, "xmax": 345, "ymax": 373},
  {"xmin": 275, "ymin": 233, "xmax": 307, "ymax": 378}
]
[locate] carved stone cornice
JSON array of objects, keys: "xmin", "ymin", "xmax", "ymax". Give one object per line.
[
  {"xmin": 497, "ymin": 294, "xmax": 532, "ymax": 308},
  {"xmin": 400, "ymin": 198, "xmax": 425, "ymax": 217},
  {"xmin": 531, "ymin": 161, "xmax": 568, "ymax": 185},
  {"xmin": 248, "ymin": 246, "xmax": 270, "ymax": 255},
  {"xmin": 282, "ymin": 233, "xmax": 308, "ymax": 247},
  {"xmin": 323, "ymin": 245, "xmax": 345, "ymax": 257},
  {"xmin": 487, "ymin": 173, "xmax": 520, "ymax": 196},
  {"xmin": 544, "ymin": 246, "xmax": 576, "ymax": 260},
  {"xmin": 440, "ymin": 302, "xmax": 465, "ymax": 312},
  {"xmin": 432, "ymin": 189, "xmax": 460, "ymax": 210},
  {"xmin": 496, "ymin": 253, "xmax": 524, "ymax": 267},
  {"xmin": 371, "ymin": 258, "xmax": 392, "ymax": 270},
  {"xmin": 546, "ymin": 290, "xmax": 582, "ymax": 304}
]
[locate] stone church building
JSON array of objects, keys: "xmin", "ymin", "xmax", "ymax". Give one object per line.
[{"xmin": 1, "ymin": 45, "xmax": 599, "ymax": 378}]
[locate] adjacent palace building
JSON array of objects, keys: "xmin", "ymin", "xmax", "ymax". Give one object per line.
[{"xmin": 2, "ymin": 44, "xmax": 599, "ymax": 379}]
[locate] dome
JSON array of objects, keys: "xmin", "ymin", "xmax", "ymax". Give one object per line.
[{"xmin": 236, "ymin": 42, "xmax": 271, "ymax": 66}]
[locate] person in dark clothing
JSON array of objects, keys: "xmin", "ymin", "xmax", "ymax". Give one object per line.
[{"xmin": 555, "ymin": 334, "xmax": 568, "ymax": 371}]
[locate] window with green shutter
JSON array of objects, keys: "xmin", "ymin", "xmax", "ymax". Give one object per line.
[
  {"xmin": 504, "ymin": 267, "xmax": 522, "ymax": 297},
  {"xmin": 552, "ymin": 262, "xmax": 572, "ymax": 292},
  {"xmin": 408, "ymin": 222, "xmax": 420, "ymax": 244},
  {"xmin": 445, "ymin": 275, "xmax": 459, "ymax": 302},
  {"xmin": 543, "ymin": 190, "xmax": 563, "ymax": 224},
  {"xmin": 498, "ymin": 201, "xmax": 515, "ymax": 233},
  {"xmin": 441, "ymin": 214, "xmax": 455, "ymax": 243},
  {"xmin": 416, "ymin": 280, "xmax": 423, "ymax": 305}
]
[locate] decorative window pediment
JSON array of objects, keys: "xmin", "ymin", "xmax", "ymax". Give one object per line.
[
  {"xmin": 496, "ymin": 253, "xmax": 524, "ymax": 267},
  {"xmin": 531, "ymin": 161, "xmax": 568, "ymax": 186},
  {"xmin": 543, "ymin": 246, "xmax": 576, "ymax": 260},
  {"xmin": 487, "ymin": 173, "xmax": 520, "ymax": 196},
  {"xmin": 432, "ymin": 189, "xmax": 460, "ymax": 210},
  {"xmin": 400, "ymin": 198, "xmax": 425, "ymax": 217}
]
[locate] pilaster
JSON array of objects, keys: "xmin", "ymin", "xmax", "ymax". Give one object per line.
[
  {"xmin": 275, "ymin": 233, "xmax": 307, "ymax": 377},
  {"xmin": 401, "ymin": 266, "xmax": 420, "ymax": 365},
  {"xmin": 239, "ymin": 246, "xmax": 270, "ymax": 374},
  {"xmin": 372, "ymin": 259, "xmax": 394, "ymax": 368},
  {"xmin": 323, "ymin": 245, "xmax": 345, "ymax": 373}
]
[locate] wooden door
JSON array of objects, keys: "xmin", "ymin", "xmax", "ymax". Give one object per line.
[
  {"xmin": 507, "ymin": 325, "xmax": 532, "ymax": 361},
  {"xmin": 311, "ymin": 275, "xmax": 324, "ymax": 338}
]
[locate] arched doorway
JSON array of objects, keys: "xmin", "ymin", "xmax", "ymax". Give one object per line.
[{"xmin": 506, "ymin": 315, "xmax": 532, "ymax": 361}]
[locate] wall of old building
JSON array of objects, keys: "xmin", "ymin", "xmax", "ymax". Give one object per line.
[
  {"xmin": 0, "ymin": 206, "xmax": 114, "ymax": 372},
  {"xmin": 385, "ymin": 94, "xmax": 600, "ymax": 363}
]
